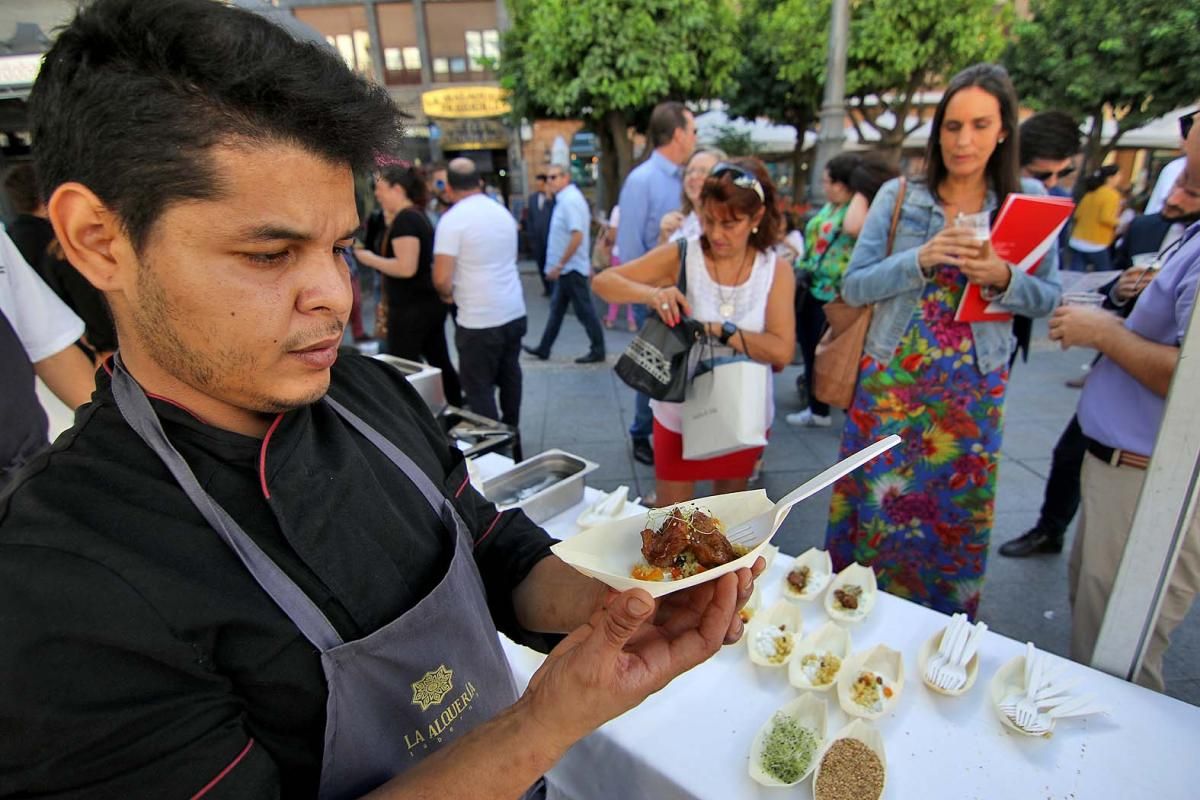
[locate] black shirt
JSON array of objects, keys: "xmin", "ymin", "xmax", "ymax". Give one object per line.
[
  {"xmin": 0, "ymin": 354, "xmax": 554, "ymax": 798},
  {"xmin": 0, "ymin": 310, "xmax": 47, "ymax": 486},
  {"xmin": 5, "ymin": 214, "xmax": 54, "ymax": 275},
  {"xmin": 381, "ymin": 207, "xmax": 436, "ymax": 307}
]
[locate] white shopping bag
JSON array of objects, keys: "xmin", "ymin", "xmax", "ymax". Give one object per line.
[{"xmin": 681, "ymin": 360, "xmax": 769, "ymax": 460}]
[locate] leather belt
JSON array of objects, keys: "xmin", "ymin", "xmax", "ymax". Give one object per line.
[{"xmin": 1085, "ymin": 436, "xmax": 1150, "ymax": 470}]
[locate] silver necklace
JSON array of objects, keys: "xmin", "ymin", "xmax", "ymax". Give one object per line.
[{"xmin": 714, "ymin": 250, "xmax": 752, "ymax": 320}]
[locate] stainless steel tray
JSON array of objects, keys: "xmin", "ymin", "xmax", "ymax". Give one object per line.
[
  {"xmin": 371, "ymin": 354, "xmax": 446, "ymax": 414},
  {"xmin": 481, "ymin": 449, "xmax": 598, "ymax": 524}
]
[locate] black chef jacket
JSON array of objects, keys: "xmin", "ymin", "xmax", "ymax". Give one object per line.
[{"xmin": 0, "ymin": 353, "xmax": 556, "ymax": 798}]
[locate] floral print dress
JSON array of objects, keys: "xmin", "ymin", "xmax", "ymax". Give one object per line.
[{"xmin": 824, "ymin": 263, "xmax": 1007, "ymax": 617}]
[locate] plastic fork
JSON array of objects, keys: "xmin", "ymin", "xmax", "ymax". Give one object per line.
[
  {"xmin": 924, "ymin": 614, "xmax": 966, "ymax": 686},
  {"xmin": 938, "ymin": 621, "xmax": 987, "ymax": 691},
  {"xmin": 936, "ymin": 619, "xmax": 973, "ymax": 689},
  {"xmin": 1023, "ymin": 694, "xmax": 1107, "ymax": 734},
  {"xmin": 1015, "ymin": 645, "xmax": 1044, "ymax": 729}
]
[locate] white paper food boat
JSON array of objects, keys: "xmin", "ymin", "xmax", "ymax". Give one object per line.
[
  {"xmin": 782, "ymin": 547, "xmax": 833, "ymax": 603},
  {"xmin": 919, "ymin": 625, "xmax": 981, "ymax": 696},
  {"xmin": 824, "ymin": 562, "xmax": 878, "ymax": 624},
  {"xmin": 748, "ymin": 693, "xmax": 827, "ymax": 787},
  {"xmin": 837, "ymin": 644, "xmax": 904, "ymax": 720},
  {"xmin": 551, "ymin": 436, "xmax": 901, "ymax": 598},
  {"xmin": 789, "ymin": 621, "xmax": 852, "ymax": 692},
  {"xmin": 812, "ymin": 719, "xmax": 887, "ymax": 800},
  {"xmin": 746, "ymin": 600, "xmax": 804, "ymax": 668},
  {"xmin": 989, "ymin": 655, "xmax": 1050, "ymax": 737}
]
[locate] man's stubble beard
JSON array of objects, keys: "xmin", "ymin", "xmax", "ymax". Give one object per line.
[{"xmin": 129, "ymin": 257, "xmax": 328, "ymax": 414}]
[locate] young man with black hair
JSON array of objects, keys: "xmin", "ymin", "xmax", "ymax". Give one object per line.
[
  {"xmin": 1019, "ymin": 110, "xmax": 1083, "ymax": 196},
  {"xmin": 0, "ymin": 2, "xmax": 759, "ymax": 797}
]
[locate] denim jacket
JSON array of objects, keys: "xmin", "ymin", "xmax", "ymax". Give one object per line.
[{"xmin": 842, "ymin": 177, "xmax": 1061, "ymax": 375}]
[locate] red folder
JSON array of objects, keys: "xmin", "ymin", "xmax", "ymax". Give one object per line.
[{"xmin": 955, "ymin": 194, "xmax": 1075, "ymax": 323}]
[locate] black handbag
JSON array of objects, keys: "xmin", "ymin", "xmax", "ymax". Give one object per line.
[{"xmin": 614, "ymin": 239, "xmax": 705, "ymax": 402}]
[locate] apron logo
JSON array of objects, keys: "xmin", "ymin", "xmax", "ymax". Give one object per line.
[{"xmin": 411, "ymin": 664, "xmax": 454, "ymax": 711}]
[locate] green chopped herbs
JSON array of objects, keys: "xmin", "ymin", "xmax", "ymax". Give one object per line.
[{"xmin": 760, "ymin": 713, "xmax": 820, "ymax": 784}]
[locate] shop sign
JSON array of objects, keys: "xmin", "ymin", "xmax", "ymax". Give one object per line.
[
  {"xmin": 421, "ymin": 86, "xmax": 510, "ymax": 119},
  {"xmin": 438, "ymin": 118, "xmax": 510, "ymax": 151}
]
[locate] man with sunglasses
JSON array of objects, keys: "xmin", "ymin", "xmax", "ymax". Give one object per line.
[
  {"xmin": 1019, "ymin": 110, "xmax": 1082, "ymax": 196},
  {"xmin": 526, "ymin": 168, "xmax": 556, "ymax": 297},
  {"xmin": 1047, "ymin": 111, "xmax": 1200, "ymax": 691},
  {"xmin": 1000, "ymin": 150, "xmax": 1200, "ymax": 560}
]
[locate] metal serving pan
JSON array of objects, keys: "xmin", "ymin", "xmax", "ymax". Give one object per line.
[
  {"xmin": 481, "ymin": 449, "xmax": 599, "ymax": 524},
  {"xmin": 371, "ymin": 354, "xmax": 446, "ymax": 414}
]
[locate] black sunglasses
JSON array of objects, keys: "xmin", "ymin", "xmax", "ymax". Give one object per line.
[
  {"xmin": 1180, "ymin": 110, "xmax": 1197, "ymax": 142},
  {"xmin": 1028, "ymin": 165, "xmax": 1077, "ymax": 182},
  {"xmin": 535, "ymin": 174, "xmax": 548, "ymax": 180},
  {"xmin": 710, "ymin": 162, "xmax": 765, "ymax": 202}
]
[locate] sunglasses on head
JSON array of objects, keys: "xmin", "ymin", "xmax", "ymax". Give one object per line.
[
  {"xmin": 1181, "ymin": 110, "xmax": 1197, "ymax": 142},
  {"xmin": 710, "ymin": 162, "xmax": 765, "ymax": 203},
  {"xmin": 1028, "ymin": 165, "xmax": 1077, "ymax": 182}
]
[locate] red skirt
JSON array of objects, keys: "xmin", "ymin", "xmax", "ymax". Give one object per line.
[{"xmin": 652, "ymin": 419, "xmax": 767, "ymax": 482}]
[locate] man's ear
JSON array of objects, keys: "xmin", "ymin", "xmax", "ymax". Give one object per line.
[{"xmin": 46, "ymin": 182, "xmax": 135, "ymax": 291}]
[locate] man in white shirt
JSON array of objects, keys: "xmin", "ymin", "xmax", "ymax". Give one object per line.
[
  {"xmin": 522, "ymin": 163, "xmax": 606, "ymax": 363},
  {"xmin": 0, "ymin": 230, "xmax": 95, "ymax": 487},
  {"xmin": 433, "ymin": 158, "xmax": 526, "ymax": 426}
]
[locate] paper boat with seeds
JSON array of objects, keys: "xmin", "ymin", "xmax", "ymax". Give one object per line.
[{"xmin": 551, "ymin": 436, "xmax": 900, "ymax": 598}]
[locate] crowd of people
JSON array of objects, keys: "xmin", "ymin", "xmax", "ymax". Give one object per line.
[{"xmin": 0, "ymin": 0, "xmax": 1197, "ymax": 794}]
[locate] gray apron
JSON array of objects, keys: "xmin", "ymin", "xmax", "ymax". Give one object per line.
[{"xmin": 109, "ymin": 357, "xmax": 543, "ymax": 800}]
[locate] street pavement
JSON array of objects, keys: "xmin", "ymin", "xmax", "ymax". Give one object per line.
[{"xmin": 506, "ymin": 263, "xmax": 1200, "ymax": 707}]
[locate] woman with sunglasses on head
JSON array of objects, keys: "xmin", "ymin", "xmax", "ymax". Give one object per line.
[
  {"xmin": 659, "ymin": 147, "xmax": 726, "ymax": 245},
  {"xmin": 594, "ymin": 157, "xmax": 796, "ymax": 506},
  {"xmin": 823, "ymin": 64, "xmax": 1060, "ymax": 618}
]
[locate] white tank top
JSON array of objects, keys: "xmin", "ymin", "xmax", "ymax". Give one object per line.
[{"xmin": 652, "ymin": 237, "xmax": 778, "ymax": 434}]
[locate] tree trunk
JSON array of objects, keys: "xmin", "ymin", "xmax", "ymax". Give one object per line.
[
  {"xmin": 787, "ymin": 110, "xmax": 814, "ymax": 204},
  {"xmin": 596, "ymin": 109, "xmax": 633, "ymax": 213},
  {"xmin": 1077, "ymin": 107, "xmax": 1106, "ymax": 202}
]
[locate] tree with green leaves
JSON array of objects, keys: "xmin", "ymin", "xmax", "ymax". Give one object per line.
[
  {"xmin": 499, "ymin": 0, "xmax": 740, "ymax": 206},
  {"xmin": 766, "ymin": 0, "xmax": 1007, "ymax": 159},
  {"xmin": 723, "ymin": 0, "xmax": 824, "ymax": 202},
  {"xmin": 846, "ymin": 0, "xmax": 1009, "ymax": 154},
  {"xmin": 1006, "ymin": 0, "xmax": 1200, "ymax": 183}
]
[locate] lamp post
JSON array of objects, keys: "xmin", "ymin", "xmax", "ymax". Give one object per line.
[{"xmin": 808, "ymin": 0, "xmax": 850, "ymax": 205}]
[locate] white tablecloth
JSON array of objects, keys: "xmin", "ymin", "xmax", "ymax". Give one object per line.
[{"xmin": 478, "ymin": 453, "xmax": 1200, "ymax": 798}]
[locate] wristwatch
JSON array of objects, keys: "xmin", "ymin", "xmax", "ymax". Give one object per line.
[{"xmin": 718, "ymin": 321, "xmax": 738, "ymax": 345}]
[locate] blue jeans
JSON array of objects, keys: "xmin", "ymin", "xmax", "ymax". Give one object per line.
[
  {"xmin": 628, "ymin": 303, "xmax": 653, "ymax": 440},
  {"xmin": 1069, "ymin": 247, "xmax": 1111, "ymax": 273},
  {"xmin": 534, "ymin": 271, "xmax": 606, "ymax": 356}
]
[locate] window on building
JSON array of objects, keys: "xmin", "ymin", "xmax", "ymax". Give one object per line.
[
  {"xmin": 300, "ymin": 5, "xmax": 374, "ymax": 76},
  {"xmin": 424, "ymin": 2, "xmax": 498, "ymax": 82},
  {"xmin": 433, "ymin": 58, "xmax": 449, "ymax": 75},
  {"xmin": 374, "ymin": 2, "xmax": 424, "ymax": 85},
  {"xmin": 465, "ymin": 29, "xmax": 499, "ymax": 71}
]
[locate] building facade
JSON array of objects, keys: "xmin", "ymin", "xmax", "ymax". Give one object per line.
[{"xmin": 278, "ymin": 0, "xmax": 527, "ymax": 208}]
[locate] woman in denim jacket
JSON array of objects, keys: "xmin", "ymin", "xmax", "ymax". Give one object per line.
[{"xmin": 824, "ymin": 64, "xmax": 1061, "ymax": 617}]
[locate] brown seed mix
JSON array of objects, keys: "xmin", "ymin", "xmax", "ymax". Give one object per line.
[{"xmin": 814, "ymin": 738, "xmax": 884, "ymax": 800}]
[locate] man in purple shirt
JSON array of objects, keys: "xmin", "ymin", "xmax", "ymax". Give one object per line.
[
  {"xmin": 615, "ymin": 101, "xmax": 696, "ymax": 467},
  {"xmin": 1049, "ymin": 108, "xmax": 1200, "ymax": 690}
]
